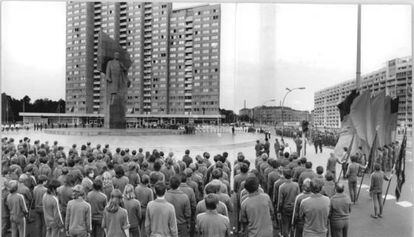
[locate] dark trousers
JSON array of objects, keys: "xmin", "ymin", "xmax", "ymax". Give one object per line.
[
  {"xmin": 33, "ymin": 211, "xmax": 46, "ymax": 237},
  {"xmin": 294, "ymin": 223, "xmax": 304, "ymax": 237},
  {"xmin": 129, "ymin": 227, "xmax": 140, "ymax": 237},
  {"xmin": 91, "ymin": 219, "xmax": 105, "ymax": 237},
  {"xmin": 314, "ymin": 143, "xmax": 318, "ymax": 153},
  {"xmin": 177, "ymin": 223, "xmax": 189, "ymax": 237},
  {"xmin": 280, "ymin": 213, "xmax": 293, "ymax": 237},
  {"xmin": 140, "ymin": 209, "xmax": 147, "ymax": 237},
  {"xmin": 330, "ymin": 220, "xmax": 349, "ymax": 237},
  {"xmin": 342, "ymin": 163, "xmax": 349, "ymax": 179}
]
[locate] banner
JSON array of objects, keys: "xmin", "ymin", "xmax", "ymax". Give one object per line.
[
  {"xmin": 350, "ymin": 91, "xmax": 373, "ymax": 147},
  {"xmin": 395, "ymin": 129, "xmax": 407, "ymax": 201}
]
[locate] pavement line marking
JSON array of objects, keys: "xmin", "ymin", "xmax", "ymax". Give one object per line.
[
  {"xmin": 396, "ymin": 201, "xmax": 413, "ymax": 208},
  {"xmin": 382, "ymin": 194, "xmax": 396, "ymax": 200},
  {"xmin": 358, "ymin": 184, "xmax": 369, "ymax": 189}
]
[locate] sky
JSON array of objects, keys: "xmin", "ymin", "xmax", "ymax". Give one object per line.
[{"xmin": 1, "ymin": 2, "xmax": 412, "ymax": 113}]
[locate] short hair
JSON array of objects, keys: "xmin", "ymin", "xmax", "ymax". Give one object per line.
[
  {"xmin": 244, "ymin": 176, "xmax": 259, "ymax": 193},
  {"xmin": 310, "ymin": 178, "xmax": 324, "ymax": 193},
  {"xmin": 270, "ymin": 159, "xmax": 279, "ymax": 169},
  {"xmin": 72, "ymin": 184, "xmax": 85, "ymax": 198},
  {"xmin": 170, "ymin": 175, "xmax": 181, "ymax": 189},
  {"xmin": 374, "ymin": 163, "xmax": 381, "ymax": 171},
  {"xmin": 305, "ymin": 162, "xmax": 312, "ymax": 169},
  {"xmin": 316, "ymin": 166, "xmax": 324, "ymax": 175},
  {"xmin": 240, "ymin": 163, "xmax": 249, "ymax": 173},
  {"xmin": 336, "ymin": 183, "xmax": 345, "ymax": 193},
  {"xmin": 302, "ymin": 178, "xmax": 311, "ymax": 192},
  {"xmin": 8, "ymin": 180, "xmax": 18, "ymax": 193},
  {"xmin": 325, "ymin": 171, "xmax": 334, "ymax": 181},
  {"xmin": 93, "ymin": 179, "xmax": 103, "ymax": 191},
  {"xmin": 185, "ymin": 149, "xmax": 190, "ymax": 155},
  {"xmin": 284, "ymin": 152, "xmax": 290, "ymax": 158},
  {"xmin": 350, "ymin": 155, "xmax": 357, "ymax": 162},
  {"xmin": 300, "ymin": 157, "xmax": 307, "ymax": 164},
  {"xmin": 283, "ymin": 169, "xmax": 292, "ymax": 179},
  {"xmin": 154, "ymin": 160, "xmax": 162, "ymax": 171},
  {"xmin": 211, "ymin": 169, "xmax": 223, "ymax": 179},
  {"xmin": 141, "ymin": 175, "xmax": 150, "ymax": 185},
  {"xmin": 205, "ymin": 183, "xmax": 220, "ymax": 194},
  {"xmin": 139, "ymin": 148, "xmax": 143, "ymax": 152},
  {"xmin": 46, "ymin": 179, "xmax": 61, "ymax": 194},
  {"xmin": 181, "ymin": 172, "xmax": 189, "ymax": 182},
  {"xmin": 205, "ymin": 194, "xmax": 218, "ymax": 210},
  {"xmin": 38, "ymin": 175, "xmax": 48, "ymax": 184},
  {"xmin": 154, "ymin": 181, "xmax": 167, "ymax": 197},
  {"xmin": 115, "ymin": 166, "xmax": 124, "ymax": 177}
]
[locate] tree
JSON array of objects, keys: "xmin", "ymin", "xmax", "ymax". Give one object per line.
[{"xmin": 219, "ymin": 108, "xmax": 237, "ymax": 124}]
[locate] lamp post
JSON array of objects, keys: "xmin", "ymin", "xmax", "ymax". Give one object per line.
[{"xmin": 281, "ymin": 87, "xmax": 305, "ymax": 139}]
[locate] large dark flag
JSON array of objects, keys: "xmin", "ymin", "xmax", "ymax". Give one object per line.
[
  {"xmin": 395, "ymin": 130, "xmax": 407, "ymax": 201},
  {"xmin": 335, "ymin": 90, "xmax": 362, "ymax": 157},
  {"xmin": 364, "ymin": 131, "xmax": 378, "ymax": 173},
  {"xmin": 97, "ymin": 31, "xmax": 132, "ymax": 73},
  {"xmin": 387, "ymin": 97, "xmax": 400, "ymax": 144}
]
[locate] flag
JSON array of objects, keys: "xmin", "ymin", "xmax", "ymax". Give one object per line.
[
  {"xmin": 335, "ymin": 90, "xmax": 363, "ymax": 157},
  {"xmin": 350, "ymin": 91, "xmax": 374, "ymax": 147},
  {"xmin": 388, "ymin": 97, "xmax": 400, "ymax": 143},
  {"xmin": 337, "ymin": 90, "xmax": 359, "ymax": 121},
  {"xmin": 364, "ymin": 131, "xmax": 378, "ymax": 173},
  {"xmin": 395, "ymin": 129, "xmax": 407, "ymax": 201},
  {"xmin": 370, "ymin": 92, "xmax": 389, "ymax": 147},
  {"xmin": 97, "ymin": 31, "xmax": 132, "ymax": 73}
]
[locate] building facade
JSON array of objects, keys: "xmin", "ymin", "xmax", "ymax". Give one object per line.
[
  {"xmin": 66, "ymin": 2, "xmax": 220, "ymax": 116},
  {"xmin": 314, "ymin": 56, "xmax": 412, "ymax": 129},
  {"xmin": 239, "ymin": 106, "xmax": 310, "ymax": 125}
]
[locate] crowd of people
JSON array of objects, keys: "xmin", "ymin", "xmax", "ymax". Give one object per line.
[{"xmin": 1, "ymin": 135, "xmax": 400, "ymax": 237}]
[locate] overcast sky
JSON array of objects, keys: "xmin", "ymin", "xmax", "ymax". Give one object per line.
[{"xmin": 1, "ymin": 2, "xmax": 411, "ymax": 112}]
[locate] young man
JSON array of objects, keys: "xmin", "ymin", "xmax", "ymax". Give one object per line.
[
  {"xmin": 370, "ymin": 164, "xmax": 392, "ymax": 218},
  {"xmin": 165, "ymin": 175, "xmax": 191, "ymax": 237},
  {"xmin": 134, "ymin": 175, "xmax": 154, "ymax": 237},
  {"xmin": 145, "ymin": 181, "xmax": 178, "ymax": 237},
  {"xmin": 277, "ymin": 169, "xmax": 300, "ymax": 237},
  {"xmin": 6, "ymin": 180, "xmax": 29, "ymax": 237},
  {"xmin": 65, "ymin": 185, "xmax": 92, "ymax": 237},
  {"xmin": 86, "ymin": 179, "xmax": 107, "ymax": 237},
  {"xmin": 346, "ymin": 155, "xmax": 366, "ymax": 203},
  {"xmin": 326, "ymin": 153, "xmax": 342, "ymax": 182},
  {"xmin": 33, "ymin": 175, "xmax": 48, "ymax": 237},
  {"xmin": 292, "ymin": 178, "xmax": 312, "ymax": 237},
  {"xmin": 42, "ymin": 179, "xmax": 65, "ymax": 237},
  {"xmin": 196, "ymin": 194, "xmax": 231, "ymax": 237},
  {"xmin": 240, "ymin": 176, "xmax": 273, "ymax": 237},
  {"xmin": 329, "ymin": 183, "xmax": 352, "ymax": 237},
  {"xmin": 299, "ymin": 178, "xmax": 330, "ymax": 237}
]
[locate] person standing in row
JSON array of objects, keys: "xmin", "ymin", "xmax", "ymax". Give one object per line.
[
  {"xmin": 42, "ymin": 179, "xmax": 64, "ymax": 237},
  {"xmin": 278, "ymin": 169, "xmax": 300, "ymax": 237},
  {"xmin": 87, "ymin": 179, "xmax": 107, "ymax": 237},
  {"xmin": 370, "ymin": 164, "xmax": 392, "ymax": 219},
  {"xmin": 145, "ymin": 182, "xmax": 178, "ymax": 237},
  {"xmin": 6, "ymin": 180, "xmax": 29, "ymax": 237},
  {"xmin": 240, "ymin": 176, "xmax": 273, "ymax": 237},
  {"xmin": 299, "ymin": 179, "xmax": 330, "ymax": 237},
  {"xmin": 292, "ymin": 178, "xmax": 312, "ymax": 237},
  {"xmin": 345, "ymin": 156, "xmax": 366, "ymax": 203},
  {"xmin": 195, "ymin": 194, "xmax": 230, "ymax": 237},
  {"xmin": 123, "ymin": 184, "xmax": 141, "ymax": 237},
  {"xmin": 65, "ymin": 185, "xmax": 92, "ymax": 237},
  {"xmin": 102, "ymin": 189, "xmax": 130, "ymax": 237},
  {"xmin": 329, "ymin": 183, "xmax": 351, "ymax": 237}
]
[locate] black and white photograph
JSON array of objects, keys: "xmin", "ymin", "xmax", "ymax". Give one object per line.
[{"xmin": 1, "ymin": 0, "xmax": 413, "ymax": 237}]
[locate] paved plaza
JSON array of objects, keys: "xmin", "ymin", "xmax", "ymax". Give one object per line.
[{"xmin": 2, "ymin": 129, "xmax": 413, "ymax": 236}]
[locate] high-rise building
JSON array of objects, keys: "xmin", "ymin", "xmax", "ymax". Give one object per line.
[
  {"xmin": 65, "ymin": 2, "xmax": 220, "ymax": 116},
  {"xmin": 314, "ymin": 56, "xmax": 412, "ymax": 129},
  {"xmin": 239, "ymin": 106, "xmax": 311, "ymax": 125}
]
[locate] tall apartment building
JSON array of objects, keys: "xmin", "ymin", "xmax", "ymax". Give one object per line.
[
  {"xmin": 66, "ymin": 2, "xmax": 220, "ymax": 116},
  {"xmin": 314, "ymin": 56, "xmax": 412, "ymax": 129}
]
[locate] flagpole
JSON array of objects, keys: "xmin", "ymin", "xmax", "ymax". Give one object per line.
[
  {"xmin": 382, "ymin": 163, "xmax": 395, "ymax": 207},
  {"xmin": 356, "ymin": 3, "xmax": 362, "ymax": 90},
  {"xmin": 337, "ymin": 133, "xmax": 355, "ymax": 183}
]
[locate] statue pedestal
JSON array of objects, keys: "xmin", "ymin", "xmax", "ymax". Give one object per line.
[{"xmin": 104, "ymin": 94, "xmax": 126, "ymax": 129}]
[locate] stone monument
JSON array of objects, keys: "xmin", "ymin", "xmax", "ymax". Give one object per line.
[{"xmin": 104, "ymin": 52, "xmax": 131, "ymax": 128}]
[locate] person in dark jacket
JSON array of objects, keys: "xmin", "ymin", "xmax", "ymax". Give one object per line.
[{"xmin": 42, "ymin": 179, "xmax": 64, "ymax": 237}]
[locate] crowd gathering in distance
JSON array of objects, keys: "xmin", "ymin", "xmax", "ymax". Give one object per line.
[{"xmin": 1, "ymin": 135, "xmax": 400, "ymax": 237}]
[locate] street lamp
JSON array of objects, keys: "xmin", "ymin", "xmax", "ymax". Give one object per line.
[{"xmin": 281, "ymin": 87, "xmax": 305, "ymax": 139}]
